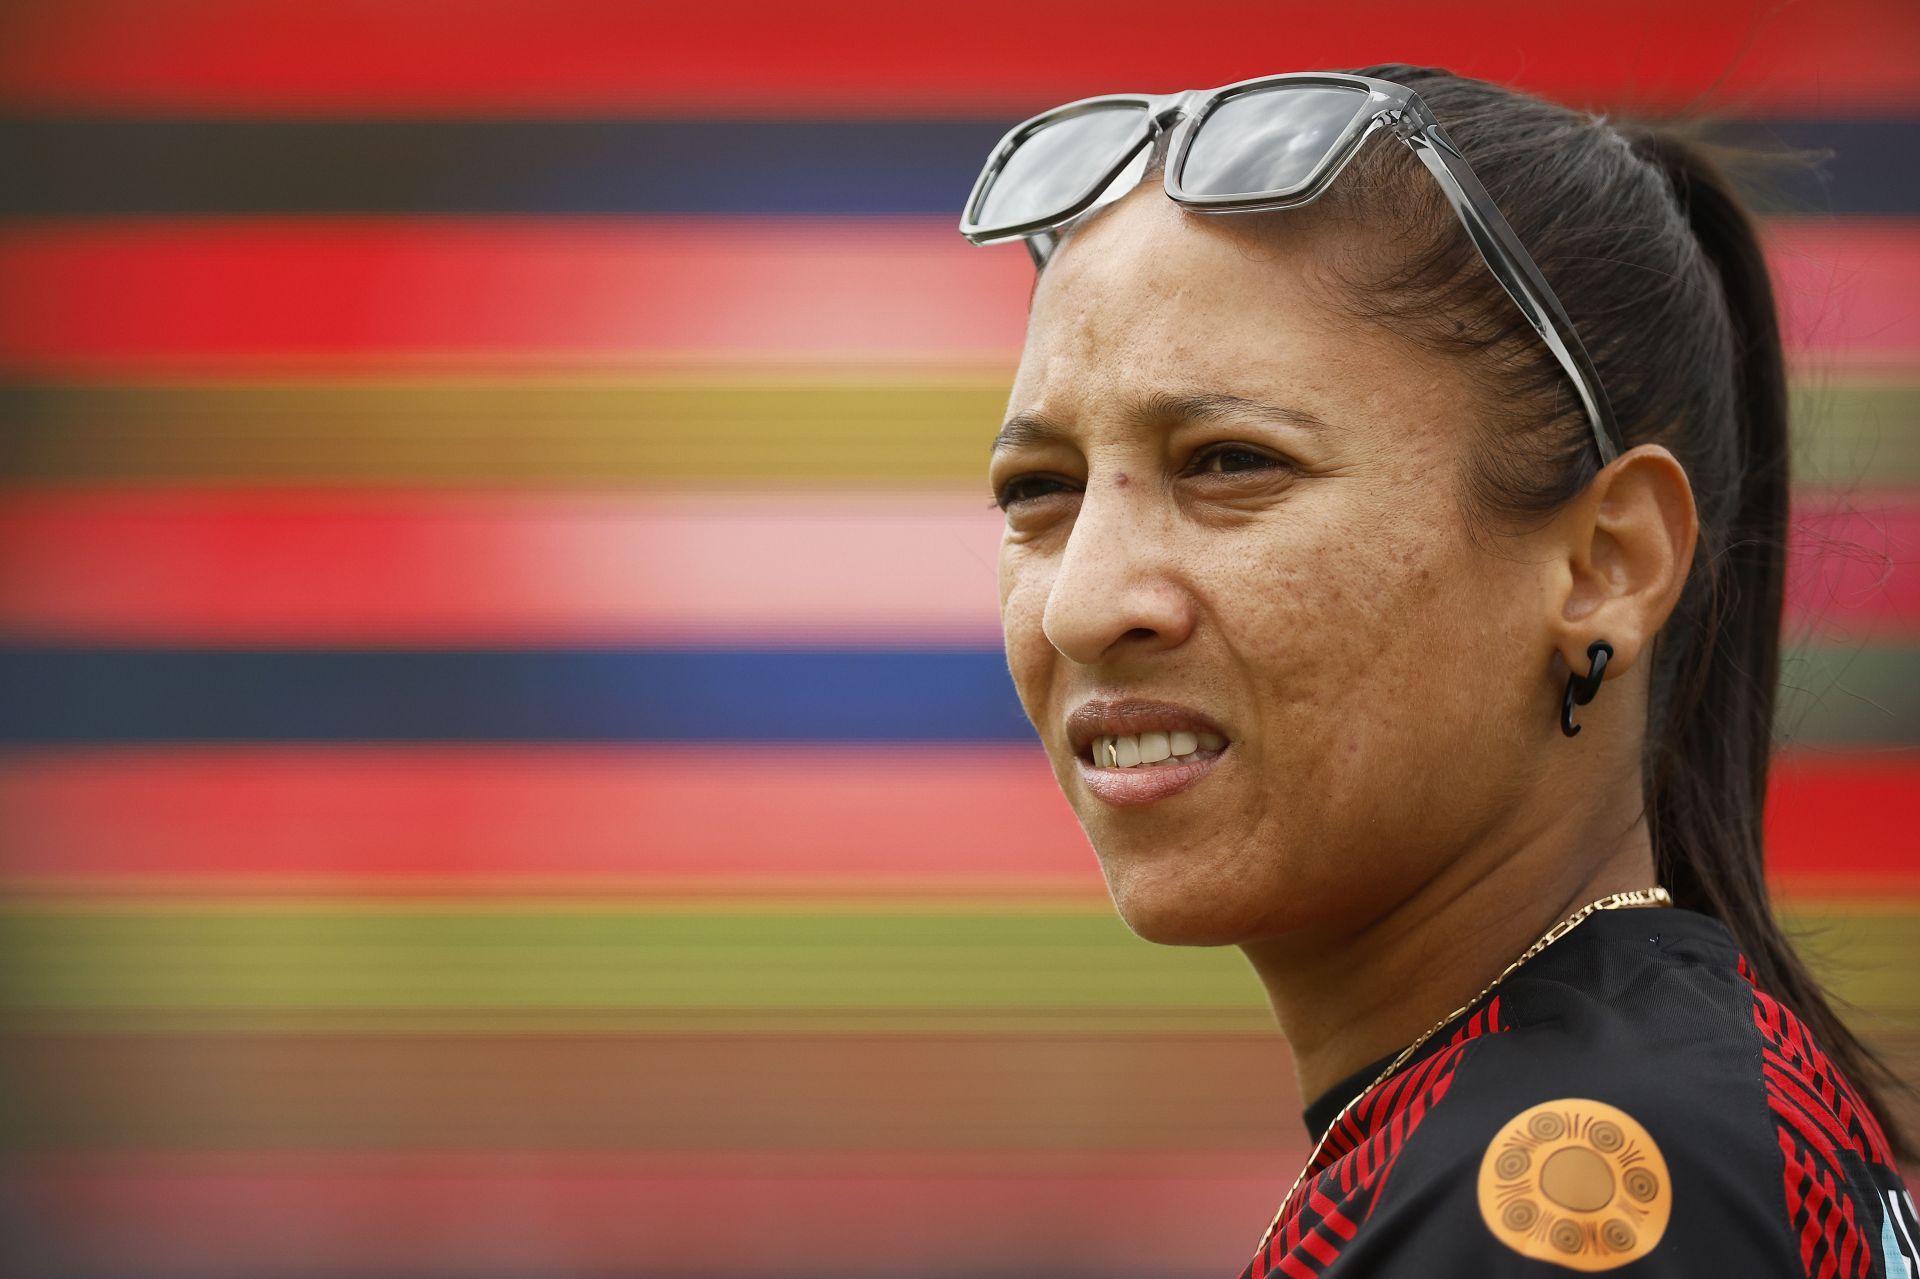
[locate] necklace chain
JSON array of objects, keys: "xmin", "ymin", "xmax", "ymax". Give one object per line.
[{"xmin": 1253, "ymin": 885, "xmax": 1673, "ymax": 1256}]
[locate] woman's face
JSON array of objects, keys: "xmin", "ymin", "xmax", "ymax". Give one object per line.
[{"xmin": 992, "ymin": 181, "xmax": 1564, "ymax": 948}]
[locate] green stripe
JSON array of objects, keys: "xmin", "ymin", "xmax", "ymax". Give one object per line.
[
  {"xmin": 0, "ymin": 909, "xmax": 1257, "ymax": 1011},
  {"xmin": 1, "ymin": 373, "xmax": 1914, "ymax": 487},
  {"xmin": 1, "ymin": 905, "xmax": 1910, "ymax": 1027},
  {"xmin": 1792, "ymin": 378, "xmax": 1920, "ymax": 487},
  {"xmin": 1776, "ymin": 644, "xmax": 1920, "ymax": 745}
]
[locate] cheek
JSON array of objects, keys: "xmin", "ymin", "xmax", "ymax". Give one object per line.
[
  {"xmin": 1225, "ymin": 498, "xmax": 1516, "ymax": 799},
  {"xmin": 997, "ymin": 553, "xmax": 1055, "ymax": 717},
  {"xmin": 1223, "ymin": 506, "xmax": 1450, "ymax": 688}
]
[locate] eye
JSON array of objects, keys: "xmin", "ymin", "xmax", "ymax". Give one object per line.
[
  {"xmin": 989, "ymin": 475, "xmax": 1070, "ymax": 511},
  {"xmin": 988, "ymin": 444, "xmax": 1291, "ymax": 512},
  {"xmin": 1189, "ymin": 443, "xmax": 1291, "ymax": 477}
]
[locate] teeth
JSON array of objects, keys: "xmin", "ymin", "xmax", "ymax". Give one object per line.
[{"xmin": 1092, "ymin": 730, "xmax": 1227, "ymax": 768}]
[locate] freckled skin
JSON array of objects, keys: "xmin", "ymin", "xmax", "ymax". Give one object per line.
[{"xmin": 990, "ymin": 179, "xmax": 1695, "ymax": 1099}]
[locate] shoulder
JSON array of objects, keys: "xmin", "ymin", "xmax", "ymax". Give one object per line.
[
  {"xmin": 1340, "ymin": 910, "xmax": 1919, "ymax": 1277},
  {"xmin": 1353, "ymin": 1003, "xmax": 1797, "ymax": 1274}
]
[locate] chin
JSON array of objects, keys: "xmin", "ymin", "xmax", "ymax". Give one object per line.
[{"xmin": 1104, "ymin": 864, "xmax": 1278, "ymax": 948}]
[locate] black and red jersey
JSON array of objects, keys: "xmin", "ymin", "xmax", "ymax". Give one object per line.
[{"xmin": 1238, "ymin": 904, "xmax": 1919, "ymax": 1278}]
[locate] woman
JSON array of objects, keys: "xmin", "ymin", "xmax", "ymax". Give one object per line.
[{"xmin": 960, "ymin": 64, "xmax": 1917, "ymax": 1276}]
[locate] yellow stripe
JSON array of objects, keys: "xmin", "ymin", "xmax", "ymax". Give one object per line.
[{"xmin": 3, "ymin": 368, "xmax": 1914, "ymax": 486}]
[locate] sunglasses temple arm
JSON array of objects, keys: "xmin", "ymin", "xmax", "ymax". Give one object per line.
[
  {"xmin": 1399, "ymin": 121, "xmax": 1624, "ymax": 465},
  {"xmin": 1024, "ymin": 229, "xmax": 1060, "ymax": 271}
]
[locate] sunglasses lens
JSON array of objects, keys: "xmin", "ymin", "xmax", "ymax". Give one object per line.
[
  {"xmin": 973, "ymin": 104, "xmax": 1148, "ymax": 230},
  {"xmin": 1180, "ymin": 84, "xmax": 1370, "ymax": 196}
]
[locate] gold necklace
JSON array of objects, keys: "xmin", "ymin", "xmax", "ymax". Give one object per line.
[{"xmin": 1254, "ymin": 885, "xmax": 1673, "ymax": 1256}]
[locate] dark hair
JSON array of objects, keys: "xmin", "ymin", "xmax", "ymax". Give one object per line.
[{"xmin": 1289, "ymin": 63, "xmax": 1908, "ymax": 1156}]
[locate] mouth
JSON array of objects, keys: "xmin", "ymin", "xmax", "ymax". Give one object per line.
[{"xmin": 1075, "ymin": 732, "xmax": 1230, "ymax": 807}]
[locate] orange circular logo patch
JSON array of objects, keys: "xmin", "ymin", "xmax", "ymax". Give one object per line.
[{"xmin": 1477, "ymin": 1098, "xmax": 1671, "ymax": 1270}]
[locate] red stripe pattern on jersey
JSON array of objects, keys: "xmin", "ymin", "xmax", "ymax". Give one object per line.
[
  {"xmin": 1238, "ymin": 995, "xmax": 1509, "ymax": 1279},
  {"xmin": 1738, "ymin": 952, "xmax": 1897, "ymax": 1279}
]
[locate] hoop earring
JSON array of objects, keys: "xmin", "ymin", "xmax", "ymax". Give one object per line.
[{"xmin": 1561, "ymin": 639, "xmax": 1613, "ymax": 737}]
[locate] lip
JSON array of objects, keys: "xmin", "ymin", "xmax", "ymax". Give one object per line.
[
  {"xmin": 1064, "ymin": 697, "xmax": 1233, "ymax": 760},
  {"xmin": 1075, "ymin": 741, "xmax": 1221, "ymax": 802},
  {"xmin": 1076, "ymin": 744, "xmax": 1228, "ymax": 807}
]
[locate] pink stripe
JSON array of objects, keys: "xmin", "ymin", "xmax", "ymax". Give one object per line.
[
  {"xmin": 1769, "ymin": 221, "xmax": 1920, "ymax": 364},
  {"xmin": 0, "ymin": 489, "xmax": 1007, "ymax": 645},
  {"xmin": 0, "ymin": 1149, "xmax": 1294, "ymax": 1274},
  {"xmin": 0, "ymin": 489, "xmax": 1912, "ymax": 644},
  {"xmin": 0, "ymin": 219, "xmax": 1913, "ymax": 375}
]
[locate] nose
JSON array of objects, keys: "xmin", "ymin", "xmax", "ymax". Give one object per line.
[{"xmin": 1039, "ymin": 474, "xmax": 1195, "ymax": 665}]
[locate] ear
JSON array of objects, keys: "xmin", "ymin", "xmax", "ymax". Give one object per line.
[{"xmin": 1547, "ymin": 443, "xmax": 1699, "ymax": 684}]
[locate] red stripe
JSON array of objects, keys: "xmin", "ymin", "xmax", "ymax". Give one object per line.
[
  {"xmin": 1764, "ymin": 1061, "xmax": 1850, "ymax": 1163},
  {"xmin": 1818, "ymin": 1165, "xmax": 1844, "ymax": 1279},
  {"xmin": 1398, "ymin": 1049, "xmax": 1453, "ymax": 1113},
  {"xmin": 1358, "ymin": 1062, "xmax": 1411, "ymax": 1129},
  {"xmin": 2, "ymin": 0, "xmax": 1917, "ymax": 115},
  {"xmin": 1781, "ymin": 1129, "xmax": 1808, "ymax": 1241},
  {"xmin": 1752, "ymin": 982, "xmax": 1782, "ymax": 1035},
  {"xmin": 1365, "ymin": 1053, "xmax": 1463, "ymax": 1219},
  {"xmin": 1838, "ymin": 1191, "xmax": 1862, "ymax": 1278},
  {"xmin": 1792, "ymin": 1144, "xmax": 1824, "ymax": 1276},
  {"xmin": 1764, "ymin": 755, "xmax": 1920, "ymax": 888},
  {"xmin": 1337, "ymin": 1108, "xmax": 1365, "ymax": 1151},
  {"xmin": 1275, "ymin": 1253, "xmax": 1316, "ymax": 1279},
  {"xmin": 1298, "ymin": 1221, "xmax": 1338, "ymax": 1266},
  {"xmin": 1752, "ymin": 984, "xmax": 1897, "ymax": 1162},
  {"xmin": 0, "ymin": 747, "xmax": 1911, "ymax": 891},
  {"xmin": 0, "ymin": 219, "xmax": 1025, "ymax": 374},
  {"xmin": 0, "ymin": 746, "xmax": 1086, "ymax": 886},
  {"xmin": 1315, "ymin": 1189, "xmax": 1357, "ymax": 1242},
  {"xmin": 0, "ymin": 219, "xmax": 1915, "ymax": 375}
]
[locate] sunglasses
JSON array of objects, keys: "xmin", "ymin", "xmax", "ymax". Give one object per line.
[{"xmin": 958, "ymin": 71, "xmax": 1624, "ymax": 466}]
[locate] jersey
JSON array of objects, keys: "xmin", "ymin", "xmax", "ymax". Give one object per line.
[{"xmin": 1236, "ymin": 904, "xmax": 1919, "ymax": 1278}]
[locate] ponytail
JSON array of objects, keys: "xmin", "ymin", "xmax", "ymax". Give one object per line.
[{"xmin": 1623, "ymin": 122, "xmax": 1913, "ymax": 1159}]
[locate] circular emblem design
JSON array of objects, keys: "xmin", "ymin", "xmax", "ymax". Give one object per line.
[{"xmin": 1477, "ymin": 1098, "xmax": 1671, "ymax": 1271}]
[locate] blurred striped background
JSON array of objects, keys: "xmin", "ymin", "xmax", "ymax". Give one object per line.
[{"xmin": 0, "ymin": 2, "xmax": 1914, "ymax": 1275}]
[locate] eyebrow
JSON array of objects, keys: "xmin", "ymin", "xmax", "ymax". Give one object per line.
[{"xmin": 991, "ymin": 390, "xmax": 1337, "ymax": 457}]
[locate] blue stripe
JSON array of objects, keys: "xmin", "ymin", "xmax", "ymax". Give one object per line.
[
  {"xmin": 0, "ymin": 646, "xmax": 1033, "ymax": 744},
  {"xmin": 0, "ymin": 116, "xmax": 1914, "ymax": 216},
  {"xmin": 2, "ymin": 644, "xmax": 1910, "ymax": 746},
  {"xmin": 0, "ymin": 118, "xmax": 1001, "ymax": 216}
]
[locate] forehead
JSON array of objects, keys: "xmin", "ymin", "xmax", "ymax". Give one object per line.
[{"xmin": 1007, "ymin": 184, "xmax": 1426, "ymax": 422}]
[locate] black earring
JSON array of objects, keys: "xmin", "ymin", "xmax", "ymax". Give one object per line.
[{"xmin": 1561, "ymin": 639, "xmax": 1613, "ymax": 737}]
